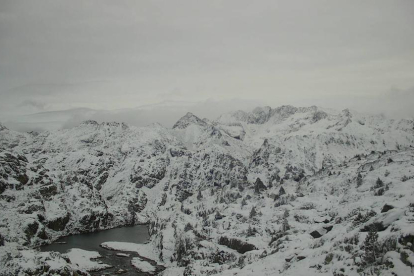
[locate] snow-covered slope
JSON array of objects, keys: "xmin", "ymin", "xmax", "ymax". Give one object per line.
[
  {"xmin": 0, "ymin": 105, "xmax": 413, "ymax": 276},
  {"xmin": 217, "ymin": 106, "xmax": 414, "ymax": 182}
]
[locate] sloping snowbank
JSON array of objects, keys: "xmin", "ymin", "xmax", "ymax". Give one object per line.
[
  {"xmin": 101, "ymin": 241, "xmax": 159, "ymax": 261},
  {"xmin": 131, "ymin": 257, "xmax": 156, "ymax": 273},
  {"xmin": 65, "ymin": 248, "xmax": 111, "ymax": 271}
]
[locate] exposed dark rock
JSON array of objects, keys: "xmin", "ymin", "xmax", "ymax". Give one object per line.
[
  {"xmin": 170, "ymin": 148, "xmax": 187, "ymax": 157},
  {"xmin": 279, "ymin": 186, "xmax": 286, "ymax": 196},
  {"xmin": 127, "ymin": 193, "xmax": 147, "ymax": 213},
  {"xmin": 0, "ymin": 181, "xmax": 5, "ymax": 194},
  {"xmin": 3, "ymin": 182, "xmax": 20, "ymax": 191},
  {"xmin": 285, "ymin": 255, "xmax": 295, "ymax": 263},
  {"xmin": 0, "ymin": 194, "xmax": 15, "ymax": 202},
  {"xmin": 47, "ymin": 214, "xmax": 70, "ymax": 231},
  {"xmin": 37, "ymin": 214, "xmax": 45, "ymax": 222},
  {"xmin": 381, "ymin": 204, "xmax": 394, "ymax": 213},
  {"xmin": 254, "ymin": 178, "xmax": 267, "ymax": 194},
  {"xmin": 81, "ymin": 120, "xmax": 99, "ymax": 126},
  {"xmin": 323, "ymin": 225, "xmax": 333, "ymax": 232},
  {"xmin": 210, "ymin": 250, "xmax": 236, "ymax": 265},
  {"xmin": 310, "ymin": 230, "xmax": 323, "ymax": 239},
  {"xmin": 312, "ymin": 110, "xmax": 328, "ymax": 123},
  {"xmin": 215, "ymin": 211, "xmax": 224, "ymax": 221},
  {"xmin": 24, "ymin": 221, "xmax": 39, "ymax": 240},
  {"xmin": 78, "ymin": 212, "xmax": 105, "ymax": 231},
  {"xmin": 131, "ymin": 164, "xmax": 167, "ymax": 189},
  {"xmin": 361, "ymin": 221, "xmax": 388, "ymax": 232},
  {"xmin": 16, "ymin": 174, "xmax": 29, "ymax": 185},
  {"xmin": 177, "ymin": 190, "xmax": 193, "ymax": 202},
  {"xmin": 37, "ymin": 227, "xmax": 48, "ymax": 240},
  {"xmin": 218, "ymin": 237, "xmax": 257, "ymax": 254},
  {"xmin": 96, "ymin": 172, "xmax": 108, "ymax": 191},
  {"xmin": 39, "ymin": 184, "xmax": 58, "ymax": 198},
  {"xmin": 21, "ymin": 203, "xmax": 44, "ymax": 214},
  {"xmin": 399, "ymin": 234, "xmax": 414, "ymax": 252}
]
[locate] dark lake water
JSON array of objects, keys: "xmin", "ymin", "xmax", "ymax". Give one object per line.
[{"xmin": 40, "ymin": 225, "xmax": 151, "ymax": 275}]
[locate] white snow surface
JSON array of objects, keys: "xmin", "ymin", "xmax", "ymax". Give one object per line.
[
  {"xmin": 65, "ymin": 248, "xmax": 111, "ymax": 271},
  {"xmin": 131, "ymin": 257, "xmax": 156, "ymax": 273},
  {"xmin": 101, "ymin": 241, "xmax": 158, "ymax": 261}
]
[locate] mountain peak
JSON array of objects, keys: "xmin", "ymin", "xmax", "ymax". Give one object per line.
[
  {"xmin": 81, "ymin": 120, "xmax": 99, "ymax": 126},
  {"xmin": 173, "ymin": 112, "xmax": 208, "ymax": 129},
  {"xmin": 0, "ymin": 122, "xmax": 8, "ymax": 131}
]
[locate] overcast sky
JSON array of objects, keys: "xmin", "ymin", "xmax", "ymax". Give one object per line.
[{"xmin": 1, "ymin": 0, "xmax": 414, "ymax": 131}]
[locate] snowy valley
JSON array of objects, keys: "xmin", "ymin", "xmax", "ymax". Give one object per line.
[{"xmin": 1, "ymin": 105, "xmax": 414, "ymax": 276}]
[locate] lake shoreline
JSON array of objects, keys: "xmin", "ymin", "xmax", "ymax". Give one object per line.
[
  {"xmin": 35, "ymin": 222, "xmax": 151, "ymax": 251},
  {"xmin": 40, "ymin": 225, "xmax": 152, "ymax": 276}
]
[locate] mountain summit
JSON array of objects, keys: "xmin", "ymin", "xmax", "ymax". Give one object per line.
[{"xmin": 0, "ymin": 123, "xmax": 7, "ymax": 131}]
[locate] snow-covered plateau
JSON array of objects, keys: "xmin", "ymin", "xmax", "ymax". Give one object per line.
[{"xmin": 0, "ymin": 105, "xmax": 413, "ymax": 275}]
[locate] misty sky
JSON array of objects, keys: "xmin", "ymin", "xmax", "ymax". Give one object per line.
[{"xmin": 1, "ymin": 0, "xmax": 414, "ymax": 131}]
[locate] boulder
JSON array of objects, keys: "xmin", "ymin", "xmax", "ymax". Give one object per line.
[
  {"xmin": 323, "ymin": 225, "xmax": 333, "ymax": 232},
  {"xmin": 218, "ymin": 237, "xmax": 257, "ymax": 254},
  {"xmin": 381, "ymin": 204, "xmax": 394, "ymax": 213},
  {"xmin": 310, "ymin": 225, "xmax": 333, "ymax": 238},
  {"xmin": 39, "ymin": 184, "xmax": 58, "ymax": 198},
  {"xmin": 310, "ymin": 230, "xmax": 323, "ymax": 239},
  {"xmin": 361, "ymin": 210, "xmax": 404, "ymax": 232},
  {"xmin": 297, "ymin": 256, "xmax": 306, "ymax": 261}
]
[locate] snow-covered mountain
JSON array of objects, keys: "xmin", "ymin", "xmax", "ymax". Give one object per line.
[{"xmin": 0, "ymin": 105, "xmax": 413, "ymax": 275}]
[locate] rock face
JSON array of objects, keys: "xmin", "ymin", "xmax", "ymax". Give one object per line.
[
  {"xmin": 1, "ymin": 105, "xmax": 414, "ymax": 276},
  {"xmin": 254, "ymin": 178, "xmax": 267, "ymax": 194},
  {"xmin": 381, "ymin": 204, "xmax": 395, "ymax": 213},
  {"xmin": 218, "ymin": 237, "xmax": 257, "ymax": 254},
  {"xmin": 47, "ymin": 213, "xmax": 70, "ymax": 231}
]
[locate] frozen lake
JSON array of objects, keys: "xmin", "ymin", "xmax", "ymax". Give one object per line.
[{"xmin": 41, "ymin": 225, "xmax": 150, "ymax": 275}]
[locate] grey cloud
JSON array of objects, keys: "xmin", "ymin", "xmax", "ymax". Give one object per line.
[
  {"xmin": 0, "ymin": 0, "xmax": 413, "ymax": 125},
  {"xmin": 4, "ymin": 88, "xmax": 414, "ymax": 133},
  {"xmin": 17, "ymin": 100, "xmax": 47, "ymax": 111},
  {"xmin": 4, "ymin": 98, "xmax": 263, "ymax": 132}
]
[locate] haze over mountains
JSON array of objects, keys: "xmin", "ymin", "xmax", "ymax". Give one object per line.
[
  {"xmin": 1, "ymin": 105, "xmax": 413, "ymax": 275},
  {"xmin": 3, "ymin": 87, "xmax": 414, "ymax": 133}
]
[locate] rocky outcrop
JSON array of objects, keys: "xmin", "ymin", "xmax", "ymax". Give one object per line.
[
  {"xmin": 218, "ymin": 237, "xmax": 257, "ymax": 254},
  {"xmin": 47, "ymin": 213, "xmax": 70, "ymax": 231},
  {"xmin": 254, "ymin": 178, "xmax": 267, "ymax": 194},
  {"xmin": 381, "ymin": 204, "xmax": 394, "ymax": 213},
  {"xmin": 0, "ymin": 123, "xmax": 7, "ymax": 131}
]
